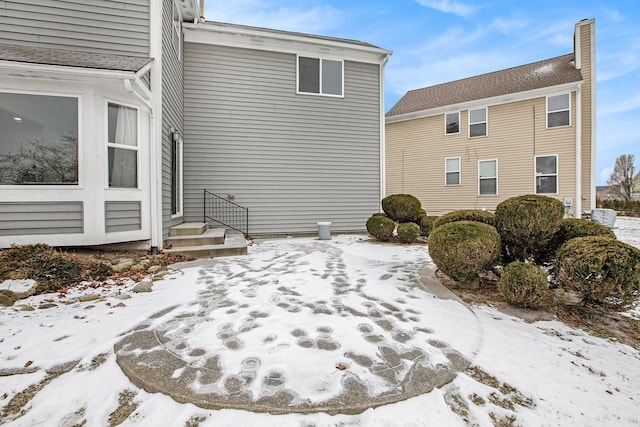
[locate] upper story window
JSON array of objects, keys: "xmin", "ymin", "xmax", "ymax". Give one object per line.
[
  {"xmin": 107, "ymin": 102, "xmax": 138, "ymax": 188},
  {"xmin": 479, "ymin": 160, "xmax": 497, "ymax": 195},
  {"xmin": 0, "ymin": 92, "xmax": 78, "ymax": 185},
  {"xmin": 445, "ymin": 157, "xmax": 460, "ymax": 186},
  {"xmin": 547, "ymin": 94, "xmax": 570, "ymax": 127},
  {"xmin": 469, "ymin": 107, "xmax": 487, "ymax": 137},
  {"xmin": 172, "ymin": 1, "xmax": 182, "ymax": 60},
  {"xmin": 445, "ymin": 112, "xmax": 460, "ymax": 134},
  {"xmin": 297, "ymin": 56, "xmax": 343, "ymax": 97},
  {"xmin": 535, "ymin": 155, "xmax": 558, "ymax": 194}
]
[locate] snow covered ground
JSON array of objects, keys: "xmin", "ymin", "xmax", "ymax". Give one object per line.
[{"xmin": 0, "ymin": 218, "xmax": 639, "ymax": 426}]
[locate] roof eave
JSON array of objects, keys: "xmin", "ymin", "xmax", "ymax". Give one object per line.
[
  {"xmin": 184, "ymin": 22, "xmax": 392, "ymax": 64},
  {"xmin": 386, "ymin": 80, "xmax": 582, "ymax": 124},
  {"xmin": 0, "ymin": 59, "xmax": 141, "ymax": 80}
]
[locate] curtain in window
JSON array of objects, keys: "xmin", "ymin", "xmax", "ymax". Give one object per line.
[{"xmin": 109, "ymin": 105, "xmax": 137, "ymax": 188}]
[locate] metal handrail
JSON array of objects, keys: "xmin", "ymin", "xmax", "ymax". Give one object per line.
[{"xmin": 203, "ymin": 190, "xmax": 248, "ymax": 236}]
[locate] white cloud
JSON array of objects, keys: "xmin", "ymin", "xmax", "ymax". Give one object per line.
[
  {"xmin": 599, "ymin": 91, "xmax": 640, "ymax": 116},
  {"xmin": 414, "ymin": 0, "xmax": 477, "ymax": 18}
]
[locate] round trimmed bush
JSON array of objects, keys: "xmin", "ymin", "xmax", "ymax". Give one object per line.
[
  {"xmin": 427, "ymin": 221, "xmax": 501, "ymax": 283},
  {"xmin": 381, "ymin": 194, "xmax": 422, "ymax": 222},
  {"xmin": 547, "ymin": 218, "xmax": 616, "ymax": 259},
  {"xmin": 497, "ymin": 261, "xmax": 549, "ymax": 309},
  {"xmin": 397, "ymin": 222, "xmax": 420, "ymax": 244},
  {"xmin": 420, "ymin": 215, "xmax": 438, "ymax": 236},
  {"xmin": 366, "ymin": 214, "xmax": 396, "ymax": 241},
  {"xmin": 554, "ymin": 236, "xmax": 640, "ymax": 307},
  {"xmin": 495, "ymin": 194, "xmax": 564, "ymax": 262},
  {"xmin": 433, "ymin": 209, "xmax": 495, "ymax": 229}
]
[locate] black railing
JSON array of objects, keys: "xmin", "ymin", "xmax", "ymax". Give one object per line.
[{"xmin": 203, "ymin": 190, "xmax": 249, "ymax": 236}]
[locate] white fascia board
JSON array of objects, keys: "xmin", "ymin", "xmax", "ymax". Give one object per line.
[
  {"xmin": 184, "ymin": 23, "xmax": 392, "ymax": 65},
  {"xmin": 386, "ymin": 81, "xmax": 582, "ymax": 124},
  {"xmin": 0, "ymin": 60, "xmax": 138, "ymax": 81}
]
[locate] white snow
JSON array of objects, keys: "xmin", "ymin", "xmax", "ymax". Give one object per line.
[{"xmin": 1, "ymin": 218, "xmax": 639, "ymax": 426}]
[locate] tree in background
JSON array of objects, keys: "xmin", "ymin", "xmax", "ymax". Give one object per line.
[{"xmin": 608, "ymin": 154, "xmax": 636, "ymax": 201}]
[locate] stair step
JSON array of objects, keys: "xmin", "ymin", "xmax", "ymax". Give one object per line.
[
  {"xmin": 165, "ymin": 228, "xmax": 225, "ymax": 248},
  {"xmin": 169, "ymin": 222, "xmax": 209, "ymax": 237},
  {"xmin": 164, "ymin": 238, "xmax": 247, "ymax": 259}
]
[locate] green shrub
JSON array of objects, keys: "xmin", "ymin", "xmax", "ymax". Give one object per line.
[
  {"xmin": 1, "ymin": 243, "xmax": 51, "ymax": 264},
  {"xmin": 372, "ymin": 212, "xmax": 388, "ymax": 218},
  {"xmin": 366, "ymin": 214, "xmax": 396, "ymax": 241},
  {"xmin": 495, "ymin": 194, "xmax": 564, "ymax": 262},
  {"xmin": 497, "ymin": 262, "xmax": 549, "ymax": 309},
  {"xmin": 397, "ymin": 222, "xmax": 420, "ymax": 244},
  {"xmin": 381, "ymin": 194, "xmax": 422, "ymax": 223},
  {"xmin": 30, "ymin": 253, "xmax": 83, "ymax": 294},
  {"xmin": 554, "ymin": 236, "xmax": 640, "ymax": 307},
  {"xmin": 433, "ymin": 209, "xmax": 496, "ymax": 229},
  {"xmin": 427, "ymin": 221, "xmax": 501, "ymax": 283},
  {"xmin": 420, "ymin": 216, "xmax": 438, "ymax": 236},
  {"xmin": 87, "ymin": 261, "xmax": 114, "ymax": 281},
  {"xmin": 547, "ymin": 218, "xmax": 616, "ymax": 259}
]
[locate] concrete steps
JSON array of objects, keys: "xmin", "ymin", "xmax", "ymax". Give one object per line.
[{"xmin": 164, "ymin": 223, "xmax": 247, "ymax": 258}]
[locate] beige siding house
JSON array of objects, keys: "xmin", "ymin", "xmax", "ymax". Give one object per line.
[{"xmin": 386, "ymin": 19, "xmax": 596, "ymax": 217}]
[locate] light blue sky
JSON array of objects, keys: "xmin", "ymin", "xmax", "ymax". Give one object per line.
[{"xmin": 204, "ymin": 0, "xmax": 640, "ymax": 185}]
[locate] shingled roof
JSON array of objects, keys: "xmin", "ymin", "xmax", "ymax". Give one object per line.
[
  {"xmin": 0, "ymin": 44, "xmax": 152, "ymax": 73},
  {"xmin": 387, "ymin": 53, "xmax": 583, "ymax": 118}
]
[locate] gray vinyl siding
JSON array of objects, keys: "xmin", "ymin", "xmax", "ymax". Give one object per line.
[
  {"xmin": 0, "ymin": 0, "xmax": 149, "ymax": 56},
  {"xmin": 105, "ymin": 201, "xmax": 141, "ymax": 233},
  {"xmin": 160, "ymin": 0, "xmax": 184, "ymax": 238},
  {"xmin": 183, "ymin": 43, "xmax": 382, "ymax": 235},
  {"xmin": 0, "ymin": 202, "xmax": 83, "ymax": 236}
]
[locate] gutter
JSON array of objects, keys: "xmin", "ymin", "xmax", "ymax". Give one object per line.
[{"xmin": 380, "ymin": 53, "xmax": 391, "ymax": 204}]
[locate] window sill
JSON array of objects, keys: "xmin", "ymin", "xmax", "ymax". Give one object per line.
[{"xmin": 296, "ymin": 91, "xmax": 344, "ymax": 99}]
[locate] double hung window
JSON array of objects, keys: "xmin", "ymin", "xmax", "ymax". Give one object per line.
[
  {"xmin": 547, "ymin": 94, "xmax": 570, "ymax": 127},
  {"xmin": 107, "ymin": 102, "xmax": 138, "ymax": 188},
  {"xmin": 445, "ymin": 157, "xmax": 460, "ymax": 185},
  {"xmin": 445, "ymin": 112, "xmax": 460, "ymax": 134},
  {"xmin": 469, "ymin": 107, "xmax": 487, "ymax": 137},
  {"xmin": 478, "ymin": 160, "xmax": 497, "ymax": 195},
  {"xmin": 535, "ymin": 155, "xmax": 558, "ymax": 194}
]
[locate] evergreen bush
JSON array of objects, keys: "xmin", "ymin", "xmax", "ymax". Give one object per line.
[
  {"xmin": 497, "ymin": 261, "xmax": 549, "ymax": 309},
  {"xmin": 381, "ymin": 194, "xmax": 422, "ymax": 222},
  {"xmin": 420, "ymin": 215, "xmax": 438, "ymax": 236},
  {"xmin": 495, "ymin": 194, "xmax": 564, "ymax": 262},
  {"xmin": 433, "ymin": 209, "xmax": 496, "ymax": 229},
  {"xmin": 427, "ymin": 221, "xmax": 501, "ymax": 283},
  {"xmin": 366, "ymin": 214, "xmax": 396, "ymax": 241},
  {"xmin": 554, "ymin": 236, "xmax": 640, "ymax": 307},
  {"xmin": 397, "ymin": 222, "xmax": 420, "ymax": 244},
  {"xmin": 546, "ymin": 218, "xmax": 616, "ymax": 259}
]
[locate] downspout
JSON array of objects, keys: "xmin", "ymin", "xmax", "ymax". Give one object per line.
[
  {"xmin": 124, "ymin": 77, "xmax": 158, "ymax": 252},
  {"xmin": 380, "ymin": 53, "xmax": 391, "ymax": 206},
  {"xmin": 575, "ymin": 84, "xmax": 582, "ymax": 218}
]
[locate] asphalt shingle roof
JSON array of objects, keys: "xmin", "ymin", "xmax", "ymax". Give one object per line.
[
  {"xmin": 0, "ymin": 44, "xmax": 152, "ymax": 73},
  {"xmin": 387, "ymin": 53, "xmax": 583, "ymax": 117}
]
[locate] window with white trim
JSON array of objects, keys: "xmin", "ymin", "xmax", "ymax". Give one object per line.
[
  {"xmin": 172, "ymin": 1, "xmax": 181, "ymax": 60},
  {"xmin": 445, "ymin": 112, "xmax": 460, "ymax": 134},
  {"xmin": 297, "ymin": 56, "xmax": 343, "ymax": 96},
  {"xmin": 445, "ymin": 157, "xmax": 460, "ymax": 186},
  {"xmin": 535, "ymin": 155, "xmax": 558, "ymax": 194},
  {"xmin": 547, "ymin": 94, "xmax": 569, "ymax": 127},
  {"xmin": 0, "ymin": 92, "xmax": 78, "ymax": 185},
  {"xmin": 478, "ymin": 160, "xmax": 497, "ymax": 195},
  {"xmin": 469, "ymin": 107, "xmax": 487, "ymax": 137},
  {"xmin": 107, "ymin": 102, "xmax": 138, "ymax": 188},
  {"xmin": 171, "ymin": 130, "xmax": 183, "ymax": 216}
]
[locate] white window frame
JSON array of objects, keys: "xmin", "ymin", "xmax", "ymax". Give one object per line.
[
  {"xmin": 478, "ymin": 159, "xmax": 498, "ymax": 196},
  {"xmin": 445, "ymin": 111, "xmax": 460, "ymax": 135},
  {"xmin": 170, "ymin": 130, "xmax": 183, "ymax": 218},
  {"xmin": 547, "ymin": 93, "xmax": 570, "ymax": 128},
  {"xmin": 0, "ymin": 90, "xmax": 81, "ymax": 187},
  {"xmin": 106, "ymin": 100, "xmax": 140, "ymax": 190},
  {"xmin": 296, "ymin": 55, "xmax": 344, "ymax": 98},
  {"xmin": 172, "ymin": 0, "xmax": 182, "ymax": 60},
  {"xmin": 469, "ymin": 107, "xmax": 487, "ymax": 138},
  {"xmin": 445, "ymin": 157, "xmax": 461, "ymax": 186},
  {"xmin": 535, "ymin": 154, "xmax": 558, "ymax": 194}
]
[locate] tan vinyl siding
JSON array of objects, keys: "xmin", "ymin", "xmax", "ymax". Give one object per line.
[
  {"xmin": 579, "ymin": 21, "xmax": 594, "ymax": 211},
  {"xmin": 386, "ymin": 95, "xmax": 578, "ymax": 215},
  {"xmin": 0, "ymin": 0, "xmax": 150, "ymax": 56}
]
